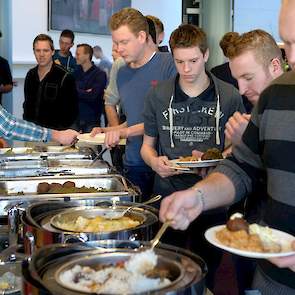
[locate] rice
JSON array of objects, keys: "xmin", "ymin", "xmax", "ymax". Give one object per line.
[
  {"xmin": 59, "ymin": 250, "xmax": 171, "ymax": 294},
  {"xmin": 125, "ymin": 249, "xmax": 157, "ymax": 274}
]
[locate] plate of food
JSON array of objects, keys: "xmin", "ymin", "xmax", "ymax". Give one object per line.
[
  {"xmin": 77, "ymin": 133, "xmax": 126, "ymax": 145},
  {"xmin": 205, "ymin": 215, "xmax": 295, "ymax": 258},
  {"xmin": 172, "ymin": 148, "xmax": 224, "ymax": 168}
]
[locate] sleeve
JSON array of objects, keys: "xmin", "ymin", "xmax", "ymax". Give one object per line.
[
  {"xmin": 163, "ymin": 54, "xmax": 177, "ymax": 80},
  {"xmin": 143, "ymin": 86, "xmax": 159, "ymax": 138},
  {"xmin": 0, "ymin": 105, "xmax": 50, "ymax": 142},
  {"xmin": 60, "ymin": 73, "xmax": 79, "ymax": 127},
  {"xmin": 76, "ymin": 71, "xmax": 107, "ymax": 102},
  {"xmin": 104, "ymin": 58, "xmax": 124, "ymax": 106},
  {"xmin": 1, "ymin": 59, "xmax": 13, "ymax": 85},
  {"xmin": 214, "ymin": 102, "xmax": 264, "ymax": 201},
  {"xmin": 23, "ymin": 71, "xmax": 32, "ymax": 120}
]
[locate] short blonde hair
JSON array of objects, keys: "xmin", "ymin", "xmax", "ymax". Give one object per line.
[
  {"xmin": 225, "ymin": 29, "xmax": 283, "ymax": 68},
  {"xmin": 109, "ymin": 8, "xmax": 148, "ymax": 37}
]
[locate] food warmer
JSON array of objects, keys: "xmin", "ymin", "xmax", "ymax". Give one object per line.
[
  {"xmin": 21, "ymin": 200, "xmax": 159, "ymax": 255},
  {"xmin": 22, "ymin": 240, "xmax": 207, "ymax": 295}
]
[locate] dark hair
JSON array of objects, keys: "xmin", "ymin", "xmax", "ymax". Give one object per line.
[
  {"xmin": 169, "ymin": 24, "xmax": 208, "ymax": 54},
  {"xmin": 33, "ymin": 34, "xmax": 54, "ymax": 51},
  {"xmin": 60, "ymin": 29, "xmax": 75, "ymax": 43},
  {"xmin": 146, "ymin": 15, "xmax": 164, "ymax": 34},
  {"xmin": 77, "ymin": 43, "xmax": 93, "ymax": 60},
  {"xmin": 146, "ymin": 17, "xmax": 157, "ymax": 44}
]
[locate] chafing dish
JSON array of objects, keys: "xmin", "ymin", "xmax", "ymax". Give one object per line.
[
  {"xmin": 0, "ymin": 159, "xmax": 111, "ymax": 178},
  {"xmin": 23, "ymin": 240, "xmax": 207, "ymax": 295},
  {"xmin": 0, "ymin": 146, "xmax": 95, "ymax": 161},
  {"xmin": 21, "ymin": 201, "xmax": 158, "ymax": 255}
]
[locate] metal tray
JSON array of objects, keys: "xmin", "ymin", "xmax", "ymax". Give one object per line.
[
  {"xmin": 0, "ymin": 175, "xmax": 130, "ymax": 197},
  {"xmin": 0, "ymin": 159, "xmax": 46, "ymax": 169},
  {"xmin": 0, "ymin": 159, "xmax": 111, "ymax": 178},
  {"xmin": 0, "ymin": 146, "xmax": 95, "ymax": 161}
]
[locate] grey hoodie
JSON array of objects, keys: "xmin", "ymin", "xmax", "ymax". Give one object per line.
[{"xmin": 143, "ymin": 72, "xmax": 245, "ymax": 194}]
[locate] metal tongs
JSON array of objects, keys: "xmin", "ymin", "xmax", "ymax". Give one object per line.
[
  {"xmin": 89, "ymin": 147, "xmax": 108, "ymax": 167},
  {"xmin": 102, "ymin": 194, "xmax": 162, "ymax": 219}
]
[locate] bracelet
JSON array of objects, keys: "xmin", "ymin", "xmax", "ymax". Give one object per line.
[{"xmin": 191, "ymin": 187, "xmax": 205, "ymax": 211}]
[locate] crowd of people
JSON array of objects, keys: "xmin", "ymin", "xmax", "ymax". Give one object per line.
[{"xmin": 1, "ymin": 1, "xmax": 295, "ymax": 294}]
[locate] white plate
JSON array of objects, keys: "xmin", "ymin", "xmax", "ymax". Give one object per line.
[
  {"xmin": 205, "ymin": 225, "xmax": 295, "ymax": 258},
  {"xmin": 171, "ymin": 158, "xmax": 222, "ymax": 168},
  {"xmin": 77, "ymin": 133, "xmax": 126, "ymax": 145}
]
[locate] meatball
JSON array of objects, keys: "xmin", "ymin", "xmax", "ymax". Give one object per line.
[
  {"xmin": 63, "ymin": 181, "xmax": 76, "ymax": 188},
  {"xmin": 37, "ymin": 182, "xmax": 50, "ymax": 194},
  {"xmin": 201, "ymin": 148, "xmax": 223, "ymax": 160},
  {"xmin": 226, "ymin": 218, "xmax": 249, "ymax": 232},
  {"xmin": 47, "ymin": 183, "xmax": 64, "ymax": 194}
]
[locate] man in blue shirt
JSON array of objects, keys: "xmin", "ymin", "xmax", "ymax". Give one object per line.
[
  {"xmin": 91, "ymin": 8, "xmax": 176, "ymax": 200},
  {"xmin": 75, "ymin": 44, "xmax": 107, "ymax": 132}
]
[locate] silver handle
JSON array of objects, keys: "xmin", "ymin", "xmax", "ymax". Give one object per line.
[
  {"xmin": 63, "ymin": 233, "xmax": 88, "ymax": 243},
  {"xmin": 25, "ymin": 232, "xmax": 35, "ymax": 255}
]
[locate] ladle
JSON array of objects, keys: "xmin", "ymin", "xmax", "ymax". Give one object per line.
[{"xmin": 102, "ymin": 194, "xmax": 162, "ymax": 219}]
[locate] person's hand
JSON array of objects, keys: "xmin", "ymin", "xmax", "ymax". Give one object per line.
[
  {"xmin": 268, "ymin": 241, "xmax": 295, "ymax": 271},
  {"xmin": 90, "ymin": 127, "xmax": 105, "ymax": 137},
  {"xmin": 51, "ymin": 129, "xmax": 79, "ymax": 145},
  {"xmin": 159, "ymin": 188, "xmax": 203, "ymax": 230},
  {"xmin": 150, "ymin": 156, "xmax": 181, "ymax": 178},
  {"xmin": 104, "ymin": 129, "xmax": 122, "ymax": 148},
  {"xmin": 225, "ymin": 112, "xmax": 251, "ymax": 145}
]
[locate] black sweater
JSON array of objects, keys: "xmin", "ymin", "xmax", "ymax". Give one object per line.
[{"xmin": 24, "ymin": 63, "xmax": 78, "ymax": 129}]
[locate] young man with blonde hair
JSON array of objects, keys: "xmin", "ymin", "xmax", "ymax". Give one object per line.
[
  {"xmin": 140, "ymin": 24, "xmax": 244, "ymax": 291},
  {"xmin": 225, "ymin": 29, "xmax": 284, "ymax": 145},
  {"xmin": 91, "ymin": 8, "xmax": 176, "ymax": 199}
]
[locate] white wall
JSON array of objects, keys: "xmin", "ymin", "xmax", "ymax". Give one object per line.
[
  {"xmin": 12, "ymin": 0, "xmax": 182, "ymax": 64},
  {"xmin": 234, "ymin": 0, "xmax": 281, "ymax": 41},
  {"xmin": 132, "ymin": 0, "xmax": 182, "ymax": 46},
  {"xmin": 10, "ymin": 0, "xmax": 182, "ymax": 120}
]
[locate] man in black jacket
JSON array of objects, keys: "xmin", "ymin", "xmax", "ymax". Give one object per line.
[{"xmin": 24, "ymin": 34, "xmax": 78, "ymax": 130}]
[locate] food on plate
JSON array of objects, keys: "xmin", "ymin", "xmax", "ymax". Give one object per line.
[
  {"xmin": 178, "ymin": 155, "xmax": 198, "ymax": 162},
  {"xmin": 178, "ymin": 148, "xmax": 223, "ymax": 162},
  {"xmin": 58, "ymin": 250, "xmax": 171, "ymax": 294},
  {"xmin": 216, "ymin": 214, "xmax": 281, "ymax": 253},
  {"xmin": 55, "ymin": 214, "xmax": 141, "ymax": 232},
  {"xmin": 201, "ymin": 148, "xmax": 223, "ymax": 160},
  {"xmin": 37, "ymin": 181, "xmax": 110, "ymax": 194},
  {"xmin": 0, "ymin": 272, "xmax": 21, "ymax": 292}
]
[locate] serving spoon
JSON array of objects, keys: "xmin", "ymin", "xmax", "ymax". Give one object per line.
[
  {"xmin": 102, "ymin": 194, "xmax": 162, "ymax": 219},
  {"xmin": 150, "ymin": 220, "xmax": 171, "ymax": 249}
]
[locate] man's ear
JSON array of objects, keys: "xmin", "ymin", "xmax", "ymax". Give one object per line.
[
  {"xmin": 270, "ymin": 57, "xmax": 282, "ymax": 76},
  {"xmin": 137, "ymin": 30, "xmax": 147, "ymax": 44},
  {"xmin": 204, "ymin": 48, "xmax": 209, "ymax": 62}
]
